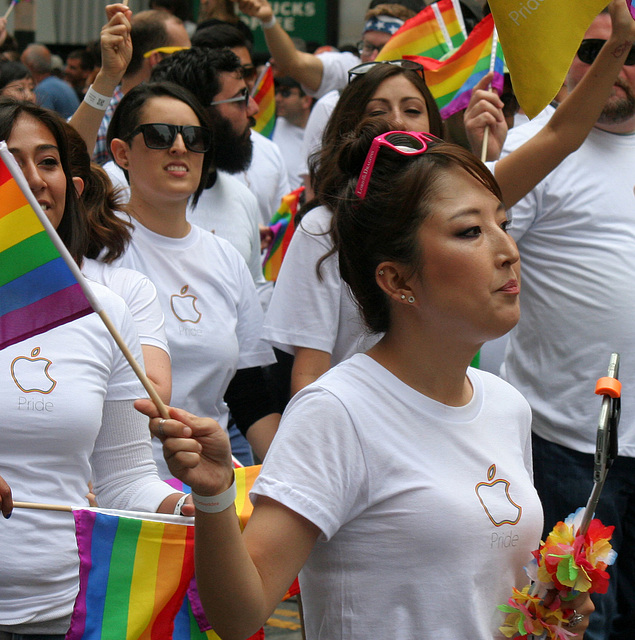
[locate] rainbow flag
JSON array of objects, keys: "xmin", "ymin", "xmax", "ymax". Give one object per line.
[
  {"xmin": 488, "ymin": 0, "xmax": 608, "ymax": 119},
  {"xmin": 376, "ymin": 0, "xmax": 453, "ymax": 62},
  {"xmin": 262, "ymin": 186, "xmax": 304, "ymax": 282},
  {"xmin": 251, "ymin": 63, "xmax": 275, "ymax": 139},
  {"xmin": 67, "ymin": 510, "xmax": 196, "ymax": 640},
  {"xmin": 0, "ymin": 143, "xmax": 93, "ymax": 350},
  {"xmin": 410, "ymin": 13, "xmax": 504, "ymax": 119}
]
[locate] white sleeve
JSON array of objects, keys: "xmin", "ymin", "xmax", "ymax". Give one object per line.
[
  {"xmin": 298, "ymin": 92, "xmax": 338, "ymax": 178},
  {"xmin": 91, "ymin": 399, "xmax": 175, "ymax": 511},
  {"xmin": 231, "ymin": 250, "xmax": 277, "ymax": 369},
  {"xmin": 264, "ymin": 213, "xmax": 342, "ymax": 355},
  {"xmin": 252, "ymin": 384, "xmax": 368, "ymax": 540},
  {"xmin": 303, "ymin": 51, "xmax": 360, "ymax": 99},
  {"xmin": 119, "ymin": 272, "xmax": 170, "ymax": 355}
]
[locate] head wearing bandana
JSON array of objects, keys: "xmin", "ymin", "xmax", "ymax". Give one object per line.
[{"xmin": 363, "ymin": 14, "xmax": 405, "ymax": 36}]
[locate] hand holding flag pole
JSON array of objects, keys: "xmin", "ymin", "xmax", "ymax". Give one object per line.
[
  {"xmin": 0, "ymin": 142, "xmax": 169, "ymax": 419},
  {"xmin": 480, "ymin": 27, "xmax": 499, "ymax": 162}
]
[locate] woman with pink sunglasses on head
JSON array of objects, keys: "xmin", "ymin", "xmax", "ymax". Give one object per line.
[{"xmin": 138, "ymin": 119, "xmax": 592, "ymax": 639}]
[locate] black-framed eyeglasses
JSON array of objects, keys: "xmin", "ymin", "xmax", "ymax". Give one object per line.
[
  {"xmin": 356, "ymin": 40, "xmax": 384, "ymax": 58},
  {"xmin": 129, "ymin": 123, "xmax": 211, "ymax": 153},
  {"xmin": 348, "ymin": 59, "xmax": 425, "ymax": 83},
  {"xmin": 577, "ymin": 38, "xmax": 635, "ymax": 66},
  {"xmin": 356, "ymin": 131, "xmax": 441, "ymax": 198},
  {"xmin": 210, "ymin": 87, "xmax": 251, "ymax": 108}
]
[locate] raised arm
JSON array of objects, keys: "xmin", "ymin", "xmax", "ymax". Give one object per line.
[
  {"xmin": 69, "ymin": 4, "xmax": 132, "ymax": 152},
  {"xmin": 135, "ymin": 399, "xmax": 319, "ymax": 640},
  {"xmin": 235, "ymin": 0, "xmax": 324, "ymax": 92},
  {"xmin": 493, "ymin": 0, "xmax": 635, "ymax": 207}
]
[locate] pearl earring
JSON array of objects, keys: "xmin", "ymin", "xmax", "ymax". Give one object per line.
[{"xmin": 400, "ymin": 294, "xmax": 406, "ymax": 300}]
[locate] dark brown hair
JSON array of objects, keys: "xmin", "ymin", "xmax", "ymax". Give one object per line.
[
  {"xmin": 334, "ymin": 118, "xmax": 502, "ymax": 334},
  {"xmin": 0, "ymin": 98, "xmax": 88, "ymax": 264},
  {"xmin": 64, "ymin": 123, "xmax": 131, "ymax": 263}
]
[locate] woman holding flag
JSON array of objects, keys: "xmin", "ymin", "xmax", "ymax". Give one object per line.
[
  {"xmin": 265, "ymin": 0, "xmax": 635, "ymax": 395},
  {"xmin": 0, "ymin": 98, "xmax": 190, "ymax": 637},
  {"xmin": 141, "ymin": 117, "xmax": 594, "ymax": 639}
]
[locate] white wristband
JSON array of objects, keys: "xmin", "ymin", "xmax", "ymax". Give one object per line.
[
  {"xmin": 192, "ymin": 478, "xmax": 237, "ymax": 513},
  {"xmin": 83, "ymin": 84, "xmax": 111, "ymax": 111},
  {"xmin": 260, "ymin": 14, "xmax": 277, "ymax": 30},
  {"xmin": 173, "ymin": 493, "xmax": 189, "ymax": 516}
]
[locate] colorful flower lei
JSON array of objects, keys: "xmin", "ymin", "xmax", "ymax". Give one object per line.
[{"xmin": 498, "ymin": 508, "xmax": 617, "ymax": 639}]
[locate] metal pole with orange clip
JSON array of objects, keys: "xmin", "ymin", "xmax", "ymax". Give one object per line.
[{"xmin": 578, "ymin": 352, "xmax": 621, "ymax": 535}]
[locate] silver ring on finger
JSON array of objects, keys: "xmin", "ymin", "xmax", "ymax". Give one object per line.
[
  {"xmin": 157, "ymin": 418, "xmax": 167, "ymax": 437},
  {"xmin": 566, "ymin": 610, "xmax": 584, "ymax": 628}
]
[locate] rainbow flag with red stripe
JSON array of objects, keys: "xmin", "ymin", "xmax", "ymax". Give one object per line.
[
  {"xmin": 251, "ymin": 63, "xmax": 275, "ymax": 139},
  {"xmin": 376, "ymin": 0, "xmax": 454, "ymax": 62},
  {"xmin": 410, "ymin": 13, "xmax": 504, "ymax": 119},
  {"xmin": 262, "ymin": 186, "xmax": 304, "ymax": 282},
  {"xmin": 0, "ymin": 144, "xmax": 92, "ymax": 350},
  {"xmin": 68, "ymin": 510, "xmax": 195, "ymax": 639}
]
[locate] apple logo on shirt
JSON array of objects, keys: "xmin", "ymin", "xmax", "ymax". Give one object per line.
[
  {"xmin": 10, "ymin": 347, "xmax": 57, "ymax": 394},
  {"xmin": 475, "ymin": 464, "xmax": 522, "ymax": 527},
  {"xmin": 170, "ymin": 285, "xmax": 202, "ymax": 323}
]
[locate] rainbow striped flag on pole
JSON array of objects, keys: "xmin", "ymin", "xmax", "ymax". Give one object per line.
[
  {"xmin": 67, "ymin": 466, "xmax": 282, "ymax": 639},
  {"xmin": 68, "ymin": 509, "xmax": 195, "ymax": 640},
  {"xmin": 251, "ymin": 63, "xmax": 275, "ymax": 139},
  {"xmin": 262, "ymin": 186, "xmax": 304, "ymax": 282},
  {"xmin": 0, "ymin": 142, "xmax": 94, "ymax": 350},
  {"xmin": 410, "ymin": 13, "xmax": 504, "ymax": 119},
  {"xmin": 376, "ymin": 0, "xmax": 456, "ymax": 62}
]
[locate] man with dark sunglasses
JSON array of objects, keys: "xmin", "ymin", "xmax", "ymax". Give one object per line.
[
  {"xmin": 190, "ymin": 24, "xmax": 290, "ymax": 227},
  {"xmin": 465, "ymin": 7, "xmax": 635, "ymax": 640}
]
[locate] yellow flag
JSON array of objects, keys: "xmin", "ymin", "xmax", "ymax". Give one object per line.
[{"xmin": 488, "ymin": 0, "xmax": 609, "ymax": 118}]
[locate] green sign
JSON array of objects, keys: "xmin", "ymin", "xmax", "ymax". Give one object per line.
[{"xmin": 238, "ymin": 1, "xmax": 330, "ymax": 52}]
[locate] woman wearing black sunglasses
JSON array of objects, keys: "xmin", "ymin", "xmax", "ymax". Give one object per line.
[{"xmin": 107, "ymin": 81, "xmax": 280, "ymax": 477}]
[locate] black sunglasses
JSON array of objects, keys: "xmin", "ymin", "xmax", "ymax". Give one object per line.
[
  {"xmin": 129, "ymin": 123, "xmax": 211, "ymax": 153},
  {"xmin": 577, "ymin": 39, "xmax": 635, "ymax": 66},
  {"xmin": 348, "ymin": 59, "xmax": 425, "ymax": 83}
]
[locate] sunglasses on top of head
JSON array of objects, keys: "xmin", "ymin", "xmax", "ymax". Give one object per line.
[
  {"xmin": 577, "ymin": 39, "xmax": 635, "ymax": 66},
  {"xmin": 129, "ymin": 123, "xmax": 212, "ymax": 153},
  {"xmin": 210, "ymin": 87, "xmax": 251, "ymax": 108},
  {"xmin": 356, "ymin": 131, "xmax": 441, "ymax": 198},
  {"xmin": 348, "ymin": 59, "xmax": 425, "ymax": 83}
]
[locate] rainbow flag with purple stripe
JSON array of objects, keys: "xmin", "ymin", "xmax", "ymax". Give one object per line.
[
  {"xmin": 251, "ymin": 63, "xmax": 275, "ymax": 139},
  {"xmin": 410, "ymin": 13, "xmax": 504, "ymax": 119},
  {"xmin": 68, "ymin": 509, "xmax": 195, "ymax": 640},
  {"xmin": 0, "ymin": 146, "xmax": 92, "ymax": 350}
]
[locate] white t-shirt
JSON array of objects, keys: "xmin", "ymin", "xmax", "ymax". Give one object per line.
[
  {"xmin": 489, "ymin": 125, "xmax": 635, "ymax": 457},
  {"xmin": 272, "ymin": 117, "xmax": 306, "ymax": 191},
  {"xmin": 0, "ymin": 283, "xmax": 173, "ymax": 628},
  {"xmin": 303, "ymin": 51, "xmax": 360, "ymax": 99},
  {"xmin": 187, "ymin": 172, "xmax": 272, "ymax": 309},
  {"xmin": 253, "ymin": 355, "xmax": 543, "ymax": 639},
  {"xmin": 299, "ymin": 90, "xmax": 340, "ymax": 181},
  {"xmin": 111, "ymin": 220, "xmax": 275, "ymax": 477},
  {"xmin": 81, "ymin": 258, "xmax": 169, "ymax": 353},
  {"xmin": 264, "ymin": 205, "xmax": 378, "ymax": 364},
  {"xmin": 235, "ymin": 130, "xmax": 290, "ymax": 226},
  {"xmin": 103, "ymin": 161, "xmax": 272, "ymax": 307}
]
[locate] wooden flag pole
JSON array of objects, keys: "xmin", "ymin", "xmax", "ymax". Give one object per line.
[
  {"xmin": 3, "ymin": 1, "xmax": 17, "ymax": 21},
  {"xmin": 481, "ymin": 27, "xmax": 500, "ymax": 163},
  {"xmin": 13, "ymin": 501, "xmax": 72, "ymax": 512}
]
